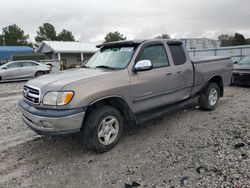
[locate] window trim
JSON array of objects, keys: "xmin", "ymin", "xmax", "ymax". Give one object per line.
[{"xmin": 135, "ymin": 42, "xmax": 170, "ymax": 69}]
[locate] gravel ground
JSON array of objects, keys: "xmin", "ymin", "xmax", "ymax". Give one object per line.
[{"xmin": 0, "ymin": 82, "xmax": 249, "ymax": 188}]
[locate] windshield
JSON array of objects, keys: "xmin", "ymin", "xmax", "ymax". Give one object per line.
[
  {"xmin": 238, "ymin": 56, "xmax": 250, "ymax": 65},
  {"xmin": 85, "ymin": 46, "xmax": 135, "ymax": 69}
]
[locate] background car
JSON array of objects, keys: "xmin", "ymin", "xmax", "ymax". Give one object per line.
[
  {"xmin": 232, "ymin": 56, "xmax": 250, "ymax": 85},
  {"xmin": 0, "ymin": 60, "xmax": 51, "ymax": 81}
]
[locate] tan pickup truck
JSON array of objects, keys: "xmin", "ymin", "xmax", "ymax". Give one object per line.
[{"xmin": 19, "ymin": 39, "xmax": 233, "ymax": 152}]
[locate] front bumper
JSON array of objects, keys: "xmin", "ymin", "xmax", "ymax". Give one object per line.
[
  {"xmin": 232, "ymin": 72, "xmax": 250, "ymax": 85},
  {"xmin": 18, "ymin": 98, "xmax": 86, "ymax": 135}
]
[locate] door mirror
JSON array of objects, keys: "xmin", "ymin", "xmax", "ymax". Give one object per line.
[
  {"xmin": 233, "ymin": 61, "xmax": 238, "ymax": 64},
  {"xmin": 134, "ymin": 60, "xmax": 153, "ymax": 72},
  {"xmin": 1, "ymin": 66, "xmax": 7, "ymax": 70}
]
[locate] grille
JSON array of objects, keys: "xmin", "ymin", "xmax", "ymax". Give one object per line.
[
  {"xmin": 233, "ymin": 73, "xmax": 250, "ymax": 84},
  {"xmin": 23, "ymin": 85, "xmax": 40, "ymax": 104}
]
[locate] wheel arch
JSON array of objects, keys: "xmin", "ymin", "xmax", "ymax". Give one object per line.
[
  {"xmin": 83, "ymin": 96, "xmax": 136, "ymax": 127},
  {"xmin": 207, "ymin": 75, "xmax": 224, "ymax": 97},
  {"xmin": 46, "ymin": 63, "xmax": 53, "ymax": 71}
]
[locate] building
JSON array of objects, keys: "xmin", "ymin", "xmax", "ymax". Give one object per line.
[
  {"xmin": 0, "ymin": 46, "xmax": 33, "ymax": 63},
  {"xmin": 188, "ymin": 44, "xmax": 250, "ymax": 62},
  {"xmin": 37, "ymin": 41, "xmax": 98, "ymax": 69},
  {"xmin": 180, "ymin": 38, "xmax": 220, "ymax": 50}
]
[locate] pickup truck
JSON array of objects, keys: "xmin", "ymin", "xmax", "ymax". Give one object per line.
[{"xmin": 18, "ymin": 39, "xmax": 233, "ymax": 152}]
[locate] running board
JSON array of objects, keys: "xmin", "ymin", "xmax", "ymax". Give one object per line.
[{"xmin": 135, "ymin": 96, "xmax": 199, "ymax": 125}]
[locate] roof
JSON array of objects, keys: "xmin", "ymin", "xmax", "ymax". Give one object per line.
[
  {"xmin": 97, "ymin": 39, "xmax": 182, "ymax": 48},
  {"xmin": 38, "ymin": 41, "xmax": 98, "ymax": 54},
  {"xmin": 0, "ymin": 46, "xmax": 33, "ymax": 60},
  {"xmin": 96, "ymin": 40, "xmax": 146, "ymax": 48},
  {"xmin": 188, "ymin": 44, "xmax": 250, "ymax": 52},
  {"xmin": 0, "ymin": 46, "xmax": 33, "ymax": 51},
  {"xmin": 180, "ymin": 38, "xmax": 218, "ymax": 41}
]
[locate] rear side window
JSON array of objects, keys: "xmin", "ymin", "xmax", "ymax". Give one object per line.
[
  {"xmin": 138, "ymin": 45, "xmax": 169, "ymax": 68},
  {"xmin": 22, "ymin": 62, "xmax": 37, "ymax": 67},
  {"xmin": 169, "ymin": 45, "xmax": 187, "ymax": 65}
]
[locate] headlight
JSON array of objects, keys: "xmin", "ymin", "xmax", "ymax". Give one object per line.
[{"xmin": 43, "ymin": 91, "xmax": 74, "ymax": 106}]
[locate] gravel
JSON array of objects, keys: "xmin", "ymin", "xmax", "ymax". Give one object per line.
[{"xmin": 0, "ymin": 82, "xmax": 249, "ymax": 188}]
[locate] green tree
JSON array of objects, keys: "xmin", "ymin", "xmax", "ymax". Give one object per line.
[
  {"xmin": 57, "ymin": 29, "xmax": 75, "ymax": 41},
  {"xmin": 155, "ymin": 33, "xmax": 170, "ymax": 39},
  {"xmin": 35, "ymin": 23, "xmax": 57, "ymax": 42},
  {"xmin": 218, "ymin": 33, "xmax": 249, "ymax": 47},
  {"xmin": 233, "ymin": 33, "xmax": 247, "ymax": 46},
  {"xmin": 1, "ymin": 24, "xmax": 30, "ymax": 46},
  {"xmin": 0, "ymin": 35, "xmax": 3, "ymax": 45},
  {"xmin": 103, "ymin": 31, "xmax": 126, "ymax": 43},
  {"xmin": 218, "ymin": 34, "xmax": 234, "ymax": 47}
]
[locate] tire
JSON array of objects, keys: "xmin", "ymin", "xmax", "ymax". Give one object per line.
[
  {"xmin": 199, "ymin": 83, "xmax": 220, "ymax": 111},
  {"xmin": 35, "ymin": 71, "xmax": 44, "ymax": 77},
  {"xmin": 82, "ymin": 106, "xmax": 123, "ymax": 153},
  {"xmin": 230, "ymin": 75, "xmax": 235, "ymax": 86}
]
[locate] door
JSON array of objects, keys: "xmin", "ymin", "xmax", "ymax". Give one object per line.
[
  {"xmin": 3, "ymin": 62, "xmax": 23, "ymax": 80},
  {"xmin": 130, "ymin": 42, "xmax": 178, "ymax": 113},
  {"xmin": 168, "ymin": 44, "xmax": 194, "ymax": 101},
  {"xmin": 21, "ymin": 61, "xmax": 39, "ymax": 78}
]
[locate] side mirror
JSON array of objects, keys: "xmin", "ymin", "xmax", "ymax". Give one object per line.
[
  {"xmin": 233, "ymin": 61, "xmax": 238, "ymax": 64},
  {"xmin": 134, "ymin": 60, "xmax": 153, "ymax": 72},
  {"xmin": 1, "ymin": 67, "xmax": 7, "ymax": 70}
]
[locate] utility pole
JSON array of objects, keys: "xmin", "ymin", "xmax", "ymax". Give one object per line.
[{"xmin": 2, "ymin": 30, "xmax": 5, "ymax": 46}]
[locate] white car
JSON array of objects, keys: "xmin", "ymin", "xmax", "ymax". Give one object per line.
[{"xmin": 0, "ymin": 60, "xmax": 51, "ymax": 81}]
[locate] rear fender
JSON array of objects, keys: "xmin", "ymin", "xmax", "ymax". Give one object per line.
[{"xmin": 200, "ymin": 75, "xmax": 224, "ymax": 97}]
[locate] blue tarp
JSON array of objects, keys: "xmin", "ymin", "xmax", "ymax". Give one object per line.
[{"xmin": 0, "ymin": 46, "xmax": 33, "ymax": 60}]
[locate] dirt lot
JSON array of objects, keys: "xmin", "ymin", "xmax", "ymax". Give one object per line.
[{"xmin": 0, "ymin": 82, "xmax": 249, "ymax": 188}]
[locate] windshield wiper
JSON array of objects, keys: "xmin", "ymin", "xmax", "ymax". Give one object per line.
[{"xmin": 95, "ymin": 65, "xmax": 117, "ymax": 70}]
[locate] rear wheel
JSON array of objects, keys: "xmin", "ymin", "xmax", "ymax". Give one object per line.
[
  {"xmin": 35, "ymin": 71, "xmax": 44, "ymax": 77},
  {"xmin": 199, "ymin": 83, "xmax": 220, "ymax": 111},
  {"xmin": 82, "ymin": 106, "xmax": 123, "ymax": 153}
]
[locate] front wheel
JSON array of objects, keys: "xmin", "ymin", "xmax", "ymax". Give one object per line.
[
  {"xmin": 199, "ymin": 83, "xmax": 220, "ymax": 111},
  {"xmin": 82, "ymin": 106, "xmax": 123, "ymax": 153}
]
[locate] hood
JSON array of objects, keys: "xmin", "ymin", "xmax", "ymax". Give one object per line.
[
  {"xmin": 26, "ymin": 68, "xmax": 112, "ymax": 92},
  {"xmin": 234, "ymin": 64, "xmax": 250, "ymax": 71}
]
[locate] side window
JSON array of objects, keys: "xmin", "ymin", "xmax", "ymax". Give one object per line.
[
  {"xmin": 6, "ymin": 62, "xmax": 22, "ymax": 69},
  {"xmin": 138, "ymin": 45, "xmax": 169, "ymax": 68},
  {"xmin": 22, "ymin": 62, "xmax": 37, "ymax": 67},
  {"xmin": 169, "ymin": 45, "xmax": 187, "ymax": 65}
]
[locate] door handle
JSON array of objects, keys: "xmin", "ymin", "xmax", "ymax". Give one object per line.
[
  {"xmin": 166, "ymin": 72, "xmax": 172, "ymax": 76},
  {"xmin": 177, "ymin": 70, "xmax": 182, "ymax": 74}
]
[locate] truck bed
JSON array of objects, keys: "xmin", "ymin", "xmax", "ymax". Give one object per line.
[{"xmin": 191, "ymin": 56, "xmax": 233, "ymax": 96}]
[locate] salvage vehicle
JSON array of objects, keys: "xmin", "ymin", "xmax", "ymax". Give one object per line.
[
  {"xmin": 232, "ymin": 56, "xmax": 250, "ymax": 85},
  {"xmin": 0, "ymin": 60, "xmax": 50, "ymax": 81},
  {"xmin": 18, "ymin": 39, "xmax": 233, "ymax": 152}
]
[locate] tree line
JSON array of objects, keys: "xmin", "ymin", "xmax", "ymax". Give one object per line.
[
  {"xmin": 0, "ymin": 23, "xmax": 249, "ymax": 47},
  {"xmin": 218, "ymin": 33, "xmax": 250, "ymax": 47},
  {"xmin": 0, "ymin": 23, "xmax": 75, "ymax": 46}
]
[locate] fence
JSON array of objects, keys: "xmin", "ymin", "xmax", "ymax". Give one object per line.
[{"xmin": 188, "ymin": 45, "xmax": 250, "ymax": 62}]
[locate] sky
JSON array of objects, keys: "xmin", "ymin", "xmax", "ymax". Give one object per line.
[{"xmin": 0, "ymin": 0, "xmax": 250, "ymax": 43}]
